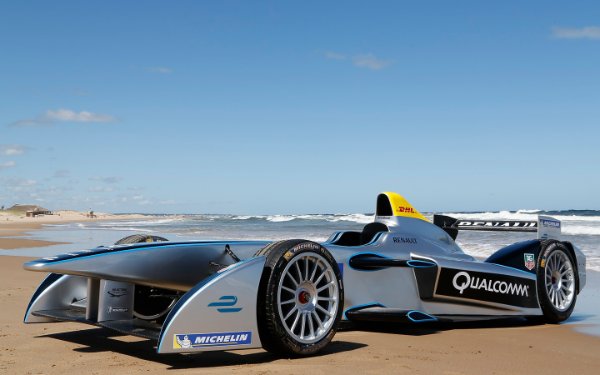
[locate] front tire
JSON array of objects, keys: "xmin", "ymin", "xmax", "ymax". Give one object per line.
[
  {"xmin": 537, "ymin": 241, "xmax": 577, "ymax": 323},
  {"xmin": 114, "ymin": 234, "xmax": 168, "ymax": 245},
  {"xmin": 256, "ymin": 240, "xmax": 344, "ymax": 356},
  {"xmin": 113, "ymin": 234, "xmax": 177, "ymax": 322}
]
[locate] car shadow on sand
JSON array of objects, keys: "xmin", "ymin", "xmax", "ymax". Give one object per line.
[
  {"xmin": 40, "ymin": 317, "xmax": 569, "ymax": 368},
  {"xmin": 40, "ymin": 328, "xmax": 367, "ymax": 369},
  {"xmin": 343, "ymin": 316, "xmax": 546, "ymax": 337}
]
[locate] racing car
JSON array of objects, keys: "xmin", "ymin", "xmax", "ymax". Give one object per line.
[{"xmin": 23, "ymin": 192, "xmax": 586, "ymax": 356}]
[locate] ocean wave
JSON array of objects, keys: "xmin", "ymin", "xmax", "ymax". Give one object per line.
[
  {"xmin": 226, "ymin": 213, "xmax": 374, "ymax": 224},
  {"xmin": 516, "ymin": 209, "xmax": 541, "ymax": 214},
  {"xmin": 93, "ymin": 226, "xmax": 154, "ymax": 233},
  {"xmin": 96, "ymin": 217, "xmax": 185, "ymax": 227},
  {"xmin": 267, "ymin": 215, "xmax": 299, "ymax": 222},
  {"xmin": 326, "ymin": 214, "xmax": 373, "ymax": 224},
  {"xmin": 562, "ymin": 226, "xmax": 600, "ymax": 236}
]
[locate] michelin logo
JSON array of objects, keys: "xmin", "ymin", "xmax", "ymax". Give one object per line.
[
  {"xmin": 452, "ymin": 271, "xmax": 529, "ymax": 297},
  {"xmin": 173, "ymin": 331, "xmax": 252, "ymax": 349}
]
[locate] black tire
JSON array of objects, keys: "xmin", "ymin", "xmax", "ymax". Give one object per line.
[
  {"xmin": 113, "ymin": 234, "xmax": 173, "ymax": 321},
  {"xmin": 256, "ymin": 240, "xmax": 344, "ymax": 356},
  {"xmin": 114, "ymin": 234, "xmax": 168, "ymax": 245},
  {"xmin": 536, "ymin": 241, "xmax": 578, "ymax": 323},
  {"xmin": 133, "ymin": 286, "xmax": 181, "ymax": 322}
]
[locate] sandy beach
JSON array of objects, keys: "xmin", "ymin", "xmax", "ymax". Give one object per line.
[
  {"xmin": 1, "ymin": 219, "xmax": 599, "ymax": 374},
  {"xmin": 0, "ymin": 210, "xmax": 146, "ymax": 250}
]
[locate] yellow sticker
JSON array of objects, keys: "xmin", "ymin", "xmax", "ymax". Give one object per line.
[{"xmin": 382, "ymin": 192, "xmax": 430, "ymax": 222}]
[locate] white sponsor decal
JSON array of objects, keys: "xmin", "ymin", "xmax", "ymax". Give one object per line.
[
  {"xmin": 452, "ymin": 271, "xmax": 529, "ymax": 297},
  {"xmin": 174, "ymin": 331, "xmax": 252, "ymax": 349},
  {"xmin": 457, "ymin": 221, "xmax": 536, "ymax": 228},
  {"xmin": 540, "ymin": 219, "xmax": 561, "ymax": 228}
]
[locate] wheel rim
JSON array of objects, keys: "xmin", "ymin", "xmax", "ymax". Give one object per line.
[
  {"xmin": 277, "ymin": 253, "xmax": 339, "ymax": 344},
  {"xmin": 544, "ymin": 250, "xmax": 575, "ymax": 312}
]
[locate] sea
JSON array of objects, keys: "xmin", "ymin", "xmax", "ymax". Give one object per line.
[
  {"xmin": 5, "ymin": 209, "xmax": 598, "ymax": 271},
  {"xmin": 2, "ymin": 209, "xmax": 599, "ymax": 335}
]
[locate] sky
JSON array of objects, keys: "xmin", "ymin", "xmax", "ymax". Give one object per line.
[{"xmin": 1, "ymin": 1, "xmax": 599, "ymax": 214}]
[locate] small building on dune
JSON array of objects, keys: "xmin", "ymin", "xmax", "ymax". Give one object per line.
[{"xmin": 8, "ymin": 204, "xmax": 53, "ymax": 217}]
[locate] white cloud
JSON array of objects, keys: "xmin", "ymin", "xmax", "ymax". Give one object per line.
[
  {"xmin": 0, "ymin": 161, "xmax": 16, "ymax": 170},
  {"xmin": 0, "ymin": 145, "xmax": 26, "ymax": 156},
  {"xmin": 89, "ymin": 186, "xmax": 115, "ymax": 193},
  {"xmin": 553, "ymin": 26, "xmax": 600, "ymax": 40},
  {"xmin": 159, "ymin": 199, "xmax": 177, "ymax": 205},
  {"xmin": 146, "ymin": 66, "xmax": 173, "ymax": 74},
  {"xmin": 46, "ymin": 109, "xmax": 115, "ymax": 122},
  {"xmin": 10, "ymin": 108, "xmax": 116, "ymax": 127},
  {"xmin": 131, "ymin": 195, "xmax": 151, "ymax": 205},
  {"xmin": 324, "ymin": 51, "xmax": 346, "ymax": 60},
  {"xmin": 0, "ymin": 177, "xmax": 37, "ymax": 191},
  {"xmin": 325, "ymin": 51, "xmax": 393, "ymax": 70},
  {"xmin": 352, "ymin": 53, "xmax": 393, "ymax": 70},
  {"xmin": 53, "ymin": 170, "xmax": 70, "ymax": 178},
  {"xmin": 118, "ymin": 194, "xmax": 151, "ymax": 205},
  {"xmin": 90, "ymin": 176, "xmax": 122, "ymax": 184}
]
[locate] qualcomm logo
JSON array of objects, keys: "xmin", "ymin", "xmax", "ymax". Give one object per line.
[
  {"xmin": 208, "ymin": 295, "xmax": 242, "ymax": 313},
  {"xmin": 452, "ymin": 271, "xmax": 529, "ymax": 297}
]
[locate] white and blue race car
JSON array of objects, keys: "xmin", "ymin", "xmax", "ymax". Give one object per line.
[{"xmin": 24, "ymin": 192, "xmax": 586, "ymax": 356}]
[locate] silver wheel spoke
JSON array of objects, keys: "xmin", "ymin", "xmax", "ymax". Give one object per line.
[
  {"xmin": 316, "ymin": 304, "xmax": 332, "ymax": 316},
  {"xmin": 317, "ymin": 281, "xmax": 335, "ymax": 293},
  {"xmin": 314, "ymin": 271, "xmax": 326, "ymax": 286},
  {"xmin": 284, "ymin": 306, "xmax": 298, "ymax": 320},
  {"xmin": 309, "ymin": 261, "xmax": 320, "ymax": 281},
  {"xmin": 558, "ymin": 289, "xmax": 566, "ymax": 303},
  {"xmin": 318, "ymin": 296, "xmax": 336, "ymax": 302},
  {"xmin": 281, "ymin": 298, "xmax": 295, "ymax": 305},
  {"xmin": 286, "ymin": 272, "xmax": 299, "ymax": 287},
  {"xmin": 290, "ymin": 311, "xmax": 301, "ymax": 332},
  {"xmin": 308, "ymin": 312, "xmax": 315, "ymax": 338},
  {"xmin": 304, "ymin": 257, "xmax": 309, "ymax": 281},
  {"xmin": 559, "ymin": 264, "xmax": 566, "ymax": 273},
  {"xmin": 295, "ymin": 262, "xmax": 303, "ymax": 282},
  {"xmin": 312, "ymin": 311, "xmax": 323, "ymax": 330},
  {"xmin": 281, "ymin": 285, "xmax": 296, "ymax": 294},
  {"xmin": 300, "ymin": 313, "xmax": 306, "ymax": 339}
]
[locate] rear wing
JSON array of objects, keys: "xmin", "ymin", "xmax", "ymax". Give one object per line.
[{"xmin": 433, "ymin": 214, "xmax": 561, "ymax": 241}]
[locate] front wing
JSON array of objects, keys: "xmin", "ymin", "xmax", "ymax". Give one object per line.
[{"xmin": 24, "ymin": 257, "xmax": 267, "ymax": 354}]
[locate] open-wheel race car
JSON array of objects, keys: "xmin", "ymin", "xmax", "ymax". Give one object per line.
[{"xmin": 23, "ymin": 192, "xmax": 587, "ymax": 356}]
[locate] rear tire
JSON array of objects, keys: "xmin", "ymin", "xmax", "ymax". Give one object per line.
[
  {"xmin": 536, "ymin": 241, "xmax": 577, "ymax": 323},
  {"xmin": 256, "ymin": 240, "xmax": 344, "ymax": 356}
]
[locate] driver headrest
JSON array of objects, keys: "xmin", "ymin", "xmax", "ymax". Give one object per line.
[{"xmin": 360, "ymin": 222, "xmax": 389, "ymax": 245}]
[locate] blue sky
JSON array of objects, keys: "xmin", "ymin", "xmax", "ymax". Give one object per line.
[{"xmin": 1, "ymin": 1, "xmax": 599, "ymax": 214}]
